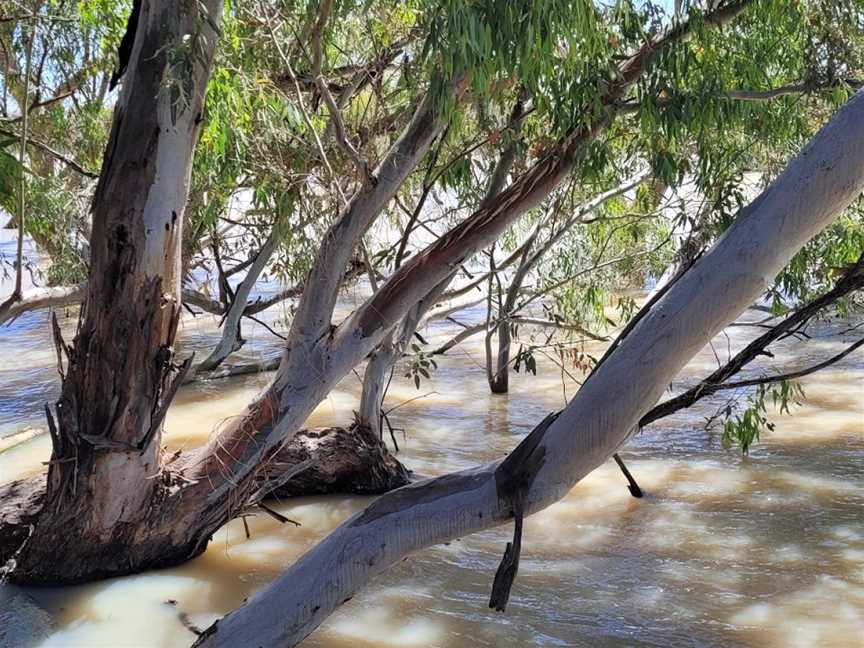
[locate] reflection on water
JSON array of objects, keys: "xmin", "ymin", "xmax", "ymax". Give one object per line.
[{"xmin": 0, "ymin": 281, "xmax": 862, "ymax": 647}]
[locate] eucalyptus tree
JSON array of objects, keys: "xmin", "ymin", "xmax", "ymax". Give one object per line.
[
  {"xmin": 0, "ymin": 0, "xmax": 225, "ymax": 580},
  {"xmin": 197, "ymin": 80, "xmax": 864, "ymax": 648},
  {"xmin": 0, "ymin": 2, "xmax": 862, "ymax": 619}
]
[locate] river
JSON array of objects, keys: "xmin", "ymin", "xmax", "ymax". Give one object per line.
[{"xmin": 0, "ymin": 227, "xmax": 863, "ymax": 647}]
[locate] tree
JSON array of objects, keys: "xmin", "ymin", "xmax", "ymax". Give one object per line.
[
  {"xmin": 1, "ymin": 0, "xmax": 862, "ymax": 603},
  {"xmin": 2, "ymin": 0, "xmax": 225, "ymax": 581},
  {"xmin": 195, "ymin": 83, "xmax": 864, "ymax": 648}
]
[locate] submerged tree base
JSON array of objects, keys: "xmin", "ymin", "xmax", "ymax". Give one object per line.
[
  {"xmin": 262, "ymin": 424, "xmax": 411, "ymax": 498},
  {"xmin": 0, "ymin": 424, "xmax": 409, "ymax": 585}
]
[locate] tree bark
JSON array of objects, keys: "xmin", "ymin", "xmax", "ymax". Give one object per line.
[
  {"xmin": 488, "ymin": 239, "xmax": 534, "ymax": 393},
  {"xmin": 357, "ymin": 279, "xmax": 451, "ymax": 437},
  {"xmin": 3, "ymin": 0, "xmax": 224, "ymax": 583},
  {"xmin": 196, "ymin": 87, "xmax": 864, "ymax": 648}
]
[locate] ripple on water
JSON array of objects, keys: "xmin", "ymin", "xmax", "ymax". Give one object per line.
[{"xmin": 0, "ymin": 292, "xmax": 861, "ymax": 648}]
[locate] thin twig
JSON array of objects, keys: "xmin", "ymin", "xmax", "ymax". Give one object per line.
[
  {"xmin": 309, "ymin": 0, "xmax": 372, "ymax": 183},
  {"xmin": 14, "ymin": 18, "xmax": 35, "ymax": 300}
]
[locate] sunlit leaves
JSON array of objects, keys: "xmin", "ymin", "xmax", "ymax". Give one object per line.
[{"xmin": 721, "ymin": 380, "xmax": 806, "ymax": 453}]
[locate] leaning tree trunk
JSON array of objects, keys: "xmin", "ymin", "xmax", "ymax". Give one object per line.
[
  {"xmin": 195, "ymin": 88, "xmax": 864, "ymax": 648},
  {"xmin": 3, "ymin": 0, "xmax": 224, "ymax": 583},
  {"xmin": 359, "ymin": 90, "xmax": 529, "ymax": 432},
  {"xmin": 2, "ymin": 0, "xmax": 747, "ymax": 585}
]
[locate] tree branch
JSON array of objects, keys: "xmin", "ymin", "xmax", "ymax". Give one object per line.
[
  {"xmin": 309, "ymin": 0, "xmax": 372, "ymax": 184},
  {"xmin": 641, "ymin": 254, "xmax": 864, "ymax": 426},
  {"xmin": 0, "ymin": 126, "xmax": 99, "ymax": 178}
]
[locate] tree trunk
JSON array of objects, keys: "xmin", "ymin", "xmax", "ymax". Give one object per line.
[
  {"xmin": 2, "ymin": 0, "xmax": 224, "ymax": 583},
  {"xmin": 486, "ymin": 170, "xmax": 650, "ymax": 393},
  {"xmin": 488, "ymin": 240, "xmax": 534, "ymax": 393},
  {"xmin": 196, "ymin": 87, "xmax": 864, "ymax": 647},
  {"xmin": 188, "ymin": 0, "xmax": 749, "ymax": 533},
  {"xmin": 0, "ymin": 67, "xmax": 460, "ymax": 585},
  {"xmin": 357, "ymin": 280, "xmax": 450, "ymax": 437},
  {"xmin": 0, "ymin": 424, "xmax": 410, "ymax": 564},
  {"xmin": 357, "ymin": 335, "xmax": 396, "ymax": 437}
]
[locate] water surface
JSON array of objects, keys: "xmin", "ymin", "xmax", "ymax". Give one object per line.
[{"xmin": 0, "ymin": 274, "xmax": 862, "ymax": 648}]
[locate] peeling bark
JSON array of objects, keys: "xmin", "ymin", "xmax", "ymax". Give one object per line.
[{"xmin": 4, "ymin": 0, "xmax": 225, "ymax": 583}]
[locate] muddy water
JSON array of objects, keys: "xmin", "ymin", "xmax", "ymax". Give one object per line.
[{"xmin": 1, "ymin": 256, "xmax": 863, "ymax": 647}]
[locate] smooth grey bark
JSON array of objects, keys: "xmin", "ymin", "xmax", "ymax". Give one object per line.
[
  {"xmin": 357, "ymin": 277, "xmax": 453, "ymax": 437},
  {"xmin": 195, "ymin": 223, "xmax": 282, "ymax": 372},
  {"xmin": 197, "ymin": 87, "xmax": 864, "ymax": 648}
]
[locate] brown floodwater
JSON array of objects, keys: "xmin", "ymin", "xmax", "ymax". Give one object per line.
[{"xmin": 0, "ymin": 262, "xmax": 862, "ymax": 647}]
